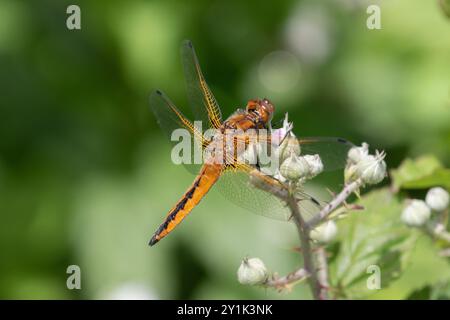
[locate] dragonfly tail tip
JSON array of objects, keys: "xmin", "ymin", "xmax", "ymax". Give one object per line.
[{"xmin": 149, "ymin": 236, "xmax": 159, "ymax": 247}]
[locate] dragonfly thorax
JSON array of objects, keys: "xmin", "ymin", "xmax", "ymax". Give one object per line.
[{"xmin": 222, "ymin": 98, "xmax": 274, "ymax": 132}]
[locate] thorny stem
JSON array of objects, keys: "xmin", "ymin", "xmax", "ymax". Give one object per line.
[
  {"xmin": 264, "ymin": 268, "xmax": 309, "ymax": 290},
  {"xmin": 316, "ymin": 247, "xmax": 330, "ymax": 299},
  {"xmin": 286, "ymin": 195, "xmax": 324, "ymax": 300},
  {"xmin": 306, "ymin": 179, "xmax": 363, "ymax": 230},
  {"xmin": 250, "ymin": 171, "xmax": 363, "ymax": 300}
]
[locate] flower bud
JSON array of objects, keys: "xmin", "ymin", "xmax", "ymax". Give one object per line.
[
  {"xmin": 347, "ymin": 142, "xmax": 369, "ymax": 165},
  {"xmin": 355, "ymin": 151, "xmax": 387, "ymax": 185},
  {"xmin": 279, "ymin": 133, "xmax": 301, "ymax": 163},
  {"xmin": 303, "ymin": 154, "xmax": 324, "ymax": 178},
  {"xmin": 237, "ymin": 257, "xmax": 268, "ymax": 285},
  {"xmin": 344, "ymin": 163, "xmax": 359, "ymax": 184},
  {"xmin": 425, "ymin": 187, "xmax": 449, "ymax": 212},
  {"xmin": 280, "ymin": 154, "xmax": 310, "ymax": 181},
  {"xmin": 310, "ymin": 221, "xmax": 338, "ymax": 243},
  {"xmin": 271, "ymin": 113, "xmax": 293, "ymax": 146},
  {"xmin": 401, "ymin": 199, "xmax": 431, "ymax": 227}
]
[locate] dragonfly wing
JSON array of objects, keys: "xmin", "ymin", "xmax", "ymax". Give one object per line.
[
  {"xmin": 227, "ymin": 135, "xmax": 354, "ymax": 172},
  {"xmin": 215, "ymin": 166, "xmax": 327, "ymax": 221},
  {"xmin": 149, "ymin": 90, "xmax": 205, "ymax": 175},
  {"xmin": 181, "ymin": 40, "xmax": 223, "ymax": 129},
  {"xmin": 215, "ymin": 169, "xmax": 291, "ymax": 221},
  {"xmin": 299, "ymin": 137, "xmax": 354, "ymax": 172}
]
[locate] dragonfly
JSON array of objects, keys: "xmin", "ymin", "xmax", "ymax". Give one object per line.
[{"xmin": 148, "ymin": 40, "xmax": 353, "ymax": 246}]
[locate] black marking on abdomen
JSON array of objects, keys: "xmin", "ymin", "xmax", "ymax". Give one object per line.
[
  {"xmin": 149, "ymin": 169, "xmax": 209, "ymax": 246},
  {"xmin": 161, "ymin": 175, "xmax": 203, "ymax": 229}
]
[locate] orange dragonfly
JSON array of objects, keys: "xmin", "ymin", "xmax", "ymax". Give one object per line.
[{"xmin": 148, "ymin": 40, "xmax": 353, "ymax": 246}]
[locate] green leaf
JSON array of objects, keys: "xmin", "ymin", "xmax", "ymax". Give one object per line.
[
  {"xmin": 401, "ymin": 168, "xmax": 450, "ymax": 190},
  {"xmin": 329, "ymin": 188, "xmax": 416, "ymax": 299},
  {"xmin": 390, "ymin": 155, "xmax": 448, "ymax": 191},
  {"xmin": 406, "ymin": 285, "xmax": 431, "ymax": 300},
  {"xmin": 430, "ymin": 282, "xmax": 450, "ymax": 299},
  {"xmin": 370, "ymin": 234, "xmax": 450, "ymax": 299},
  {"xmin": 407, "ymin": 282, "xmax": 450, "ymax": 300}
]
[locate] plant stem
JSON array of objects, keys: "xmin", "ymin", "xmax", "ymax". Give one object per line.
[
  {"xmin": 249, "ymin": 170, "xmax": 359, "ymax": 299},
  {"xmin": 287, "ymin": 195, "xmax": 323, "ymax": 300},
  {"xmin": 316, "ymin": 246, "xmax": 329, "ymax": 299},
  {"xmin": 426, "ymin": 222, "xmax": 450, "ymax": 246},
  {"xmin": 264, "ymin": 268, "xmax": 309, "ymax": 289},
  {"xmin": 306, "ymin": 179, "xmax": 363, "ymax": 230}
]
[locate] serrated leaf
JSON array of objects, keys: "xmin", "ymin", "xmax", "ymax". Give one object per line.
[
  {"xmin": 369, "ymin": 234, "xmax": 450, "ymax": 299},
  {"xmin": 329, "ymin": 188, "xmax": 416, "ymax": 299}
]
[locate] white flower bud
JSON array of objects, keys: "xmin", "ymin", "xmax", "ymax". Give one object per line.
[
  {"xmin": 303, "ymin": 154, "xmax": 324, "ymax": 178},
  {"xmin": 280, "ymin": 154, "xmax": 310, "ymax": 181},
  {"xmin": 279, "ymin": 133, "xmax": 301, "ymax": 163},
  {"xmin": 401, "ymin": 199, "xmax": 431, "ymax": 227},
  {"xmin": 344, "ymin": 163, "xmax": 359, "ymax": 184},
  {"xmin": 280, "ymin": 135, "xmax": 300, "ymax": 157},
  {"xmin": 425, "ymin": 187, "xmax": 449, "ymax": 212},
  {"xmin": 237, "ymin": 257, "xmax": 268, "ymax": 285},
  {"xmin": 355, "ymin": 150, "xmax": 387, "ymax": 185},
  {"xmin": 347, "ymin": 142, "xmax": 369, "ymax": 164},
  {"xmin": 310, "ymin": 221, "xmax": 338, "ymax": 243}
]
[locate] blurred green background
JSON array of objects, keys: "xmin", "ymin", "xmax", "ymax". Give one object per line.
[{"xmin": 0, "ymin": 0, "xmax": 449, "ymax": 299}]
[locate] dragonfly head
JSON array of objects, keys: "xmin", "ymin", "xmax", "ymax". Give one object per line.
[{"xmin": 246, "ymin": 98, "xmax": 275, "ymax": 123}]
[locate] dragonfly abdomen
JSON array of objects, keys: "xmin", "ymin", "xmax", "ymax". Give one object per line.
[{"xmin": 149, "ymin": 163, "xmax": 222, "ymax": 246}]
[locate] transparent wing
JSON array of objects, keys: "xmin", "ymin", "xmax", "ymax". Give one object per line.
[
  {"xmin": 181, "ymin": 40, "xmax": 223, "ymax": 129},
  {"xmin": 231, "ymin": 135, "xmax": 354, "ymax": 172},
  {"xmin": 215, "ymin": 170, "xmax": 291, "ymax": 221},
  {"xmin": 215, "ymin": 166, "xmax": 327, "ymax": 221},
  {"xmin": 298, "ymin": 137, "xmax": 354, "ymax": 171},
  {"xmin": 149, "ymin": 90, "xmax": 205, "ymax": 175},
  {"xmin": 212, "ymin": 133, "xmax": 352, "ymax": 221}
]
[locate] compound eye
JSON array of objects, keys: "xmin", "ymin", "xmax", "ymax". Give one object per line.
[{"xmin": 261, "ymin": 98, "xmax": 271, "ymax": 108}]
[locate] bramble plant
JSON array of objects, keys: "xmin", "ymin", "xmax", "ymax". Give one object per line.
[{"xmin": 236, "ymin": 115, "xmax": 450, "ymax": 300}]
